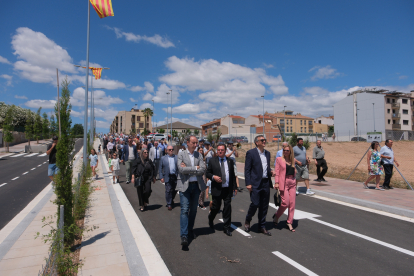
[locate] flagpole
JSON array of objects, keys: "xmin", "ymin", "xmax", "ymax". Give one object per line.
[
  {"xmin": 90, "ymin": 76, "xmax": 94, "ymax": 146},
  {"xmin": 56, "ymin": 68, "xmax": 61, "ymax": 137},
  {"xmin": 83, "ymin": 0, "xmax": 91, "ymax": 166}
]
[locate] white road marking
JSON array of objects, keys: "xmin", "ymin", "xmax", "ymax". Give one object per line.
[
  {"xmin": 272, "ymin": 251, "xmax": 319, "ymax": 276},
  {"xmin": 43, "ymin": 162, "xmax": 47, "ymax": 164},
  {"xmin": 0, "ymin": 153, "xmax": 15, "ymax": 159},
  {"xmin": 219, "ymin": 219, "xmax": 251, "ymax": 237},
  {"xmin": 308, "ymin": 217, "xmax": 414, "ymax": 257},
  {"xmin": 24, "ymin": 153, "xmax": 38, "ymax": 157},
  {"xmin": 11, "ymin": 177, "xmax": 19, "ymax": 180},
  {"xmin": 269, "ymin": 203, "xmax": 321, "ymax": 220},
  {"xmin": 22, "ymin": 172, "xmax": 29, "ymax": 175},
  {"xmin": 11, "ymin": 153, "xmax": 26, "ymax": 157},
  {"xmin": 312, "ymin": 195, "xmax": 414, "ymax": 223},
  {"xmin": 38, "ymin": 153, "xmax": 47, "ymax": 157},
  {"xmin": 31, "ymin": 168, "xmax": 36, "ymax": 170},
  {"xmin": 0, "ymin": 183, "xmax": 7, "ymax": 188},
  {"xmin": 37, "ymin": 164, "xmax": 42, "ymax": 167}
]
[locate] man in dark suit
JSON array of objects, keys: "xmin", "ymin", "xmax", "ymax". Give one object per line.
[
  {"xmin": 244, "ymin": 135, "xmax": 273, "ymax": 236},
  {"xmin": 160, "ymin": 145, "xmax": 179, "ymax": 210},
  {"xmin": 120, "ymin": 137, "xmax": 138, "ymax": 184},
  {"xmin": 206, "ymin": 143, "xmax": 237, "ymax": 236}
]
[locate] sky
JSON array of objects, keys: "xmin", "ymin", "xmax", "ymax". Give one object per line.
[{"xmin": 1, "ymin": 0, "xmax": 413, "ymax": 133}]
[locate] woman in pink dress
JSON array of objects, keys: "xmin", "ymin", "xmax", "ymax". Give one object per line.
[{"xmin": 273, "ymin": 144, "xmax": 297, "ymax": 232}]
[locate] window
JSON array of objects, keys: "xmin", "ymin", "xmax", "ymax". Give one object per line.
[
  {"xmin": 393, "ymin": 120, "xmax": 395, "ymax": 124},
  {"xmin": 301, "ymin": 127, "xmax": 303, "ymax": 132},
  {"xmin": 392, "ymin": 99, "xmax": 395, "ymax": 103},
  {"xmin": 290, "ymin": 127, "xmax": 293, "ymax": 132},
  {"xmin": 290, "ymin": 120, "xmax": 292, "ymax": 124},
  {"xmin": 402, "ymin": 99, "xmax": 408, "ymax": 104},
  {"xmin": 387, "ymin": 109, "xmax": 390, "ymax": 114},
  {"xmin": 286, "ymin": 120, "xmax": 289, "ymax": 125},
  {"xmin": 387, "ymin": 98, "xmax": 390, "ymax": 103},
  {"xmin": 139, "ymin": 123, "xmax": 144, "ymax": 128},
  {"xmin": 304, "ymin": 127, "xmax": 307, "ymax": 132},
  {"xmin": 300, "ymin": 120, "xmax": 303, "ymax": 125},
  {"xmin": 403, "ymin": 109, "xmax": 409, "ymax": 114},
  {"xmin": 388, "ymin": 119, "xmax": 391, "ymax": 124},
  {"xmin": 137, "ymin": 116, "xmax": 141, "ymax": 121},
  {"xmin": 393, "ymin": 109, "xmax": 396, "ymax": 114},
  {"xmin": 318, "ymin": 120, "xmax": 321, "ymax": 124},
  {"xmin": 403, "ymin": 120, "xmax": 409, "ymax": 125}
]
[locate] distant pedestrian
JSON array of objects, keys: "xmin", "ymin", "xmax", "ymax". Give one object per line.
[
  {"xmin": 89, "ymin": 149, "xmax": 99, "ymax": 180},
  {"xmin": 244, "ymin": 135, "xmax": 273, "ymax": 236},
  {"xmin": 332, "ymin": 133, "xmax": 336, "ymax": 142},
  {"xmin": 364, "ymin": 141, "xmax": 384, "ymax": 190},
  {"xmin": 98, "ymin": 144, "xmax": 101, "ymax": 155},
  {"xmin": 197, "ymin": 147, "xmax": 207, "ymax": 210},
  {"xmin": 177, "ymin": 135, "xmax": 206, "ymax": 246},
  {"xmin": 149, "ymin": 141, "xmax": 162, "ymax": 179},
  {"xmin": 273, "ymin": 144, "xmax": 297, "ymax": 232},
  {"xmin": 313, "ymin": 140, "xmax": 328, "ymax": 182},
  {"xmin": 46, "ymin": 136, "xmax": 59, "ymax": 183},
  {"xmin": 226, "ymin": 141, "xmax": 241, "ymax": 191},
  {"xmin": 160, "ymin": 145, "xmax": 179, "ymax": 210},
  {"xmin": 131, "ymin": 149, "xmax": 156, "ymax": 211},
  {"xmin": 293, "ymin": 138, "xmax": 314, "ymax": 195},
  {"xmin": 321, "ymin": 133, "xmax": 325, "ymax": 142},
  {"xmin": 274, "ymin": 142, "xmax": 288, "ymax": 167},
  {"xmin": 380, "ymin": 139, "xmax": 399, "ymax": 190},
  {"xmin": 111, "ymin": 152, "xmax": 120, "ymax": 184},
  {"xmin": 203, "ymin": 141, "xmax": 215, "ymax": 166},
  {"xmin": 106, "ymin": 138, "xmax": 115, "ymax": 159},
  {"xmin": 121, "ymin": 138, "xmax": 138, "ymax": 184}
]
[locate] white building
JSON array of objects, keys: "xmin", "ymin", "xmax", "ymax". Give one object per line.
[
  {"xmin": 314, "ymin": 115, "xmax": 334, "ymax": 126},
  {"xmin": 334, "ymin": 89, "xmax": 414, "ymax": 141}
]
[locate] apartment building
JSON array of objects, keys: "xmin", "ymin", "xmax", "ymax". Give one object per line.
[
  {"xmin": 110, "ymin": 105, "xmax": 152, "ymax": 134},
  {"xmin": 334, "ymin": 89, "xmax": 414, "ymax": 140},
  {"xmin": 267, "ymin": 111, "xmax": 314, "ymax": 134},
  {"xmin": 201, "ymin": 115, "xmax": 246, "ymax": 136}
]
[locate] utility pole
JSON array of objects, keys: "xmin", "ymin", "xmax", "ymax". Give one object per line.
[
  {"xmin": 56, "ymin": 68, "xmax": 61, "ymax": 137},
  {"xmin": 152, "ymin": 100, "xmax": 155, "ymax": 132},
  {"xmin": 169, "ymin": 90, "xmax": 172, "ymax": 142},
  {"xmin": 166, "ymin": 91, "xmax": 170, "ymax": 143},
  {"xmin": 261, "ymin": 96, "xmax": 265, "ymax": 137}
]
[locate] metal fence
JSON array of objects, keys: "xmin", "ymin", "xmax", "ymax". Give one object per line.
[{"xmin": 38, "ymin": 205, "xmax": 64, "ymax": 276}]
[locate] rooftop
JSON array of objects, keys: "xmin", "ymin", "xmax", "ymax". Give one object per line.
[{"xmin": 156, "ymin": 121, "xmax": 201, "ymax": 130}]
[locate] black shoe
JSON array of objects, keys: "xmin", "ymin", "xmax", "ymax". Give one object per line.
[
  {"xmin": 321, "ymin": 178, "xmax": 327, "ymax": 182},
  {"xmin": 126, "ymin": 180, "xmax": 130, "ymax": 184},
  {"xmin": 314, "ymin": 179, "xmax": 321, "ymax": 182},
  {"xmin": 208, "ymin": 215, "xmax": 214, "ymax": 229},
  {"xmin": 383, "ymin": 186, "xmax": 390, "ymax": 190},
  {"xmin": 260, "ymin": 228, "xmax": 272, "ymax": 236},
  {"xmin": 224, "ymin": 229, "xmax": 232, "ymax": 236},
  {"xmin": 244, "ymin": 221, "xmax": 251, "ymax": 232},
  {"xmin": 189, "ymin": 230, "xmax": 197, "ymax": 239},
  {"xmin": 181, "ymin": 236, "xmax": 188, "ymax": 246},
  {"xmin": 388, "ymin": 186, "xmax": 394, "ymax": 189}
]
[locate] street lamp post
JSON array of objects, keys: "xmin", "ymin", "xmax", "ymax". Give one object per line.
[
  {"xmin": 166, "ymin": 91, "xmax": 170, "ymax": 143},
  {"xmin": 372, "ymin": 103, "xmax": 376, "ymax": 132},
  {"xmin": 152, "ymin": 100, "xmax": 155, "ymax": 132},
  {"xmin": 261, "ymin": 96, "xmax": 265, "ymax": 137},
  {"xmin": 169, "ymin": 90, "xmax": 172, "ymax": 142}
]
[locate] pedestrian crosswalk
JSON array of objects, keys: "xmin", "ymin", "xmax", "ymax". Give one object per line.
[{"xmin": 5, "ymin": 152, "xmax": 48, "ymax": 158}]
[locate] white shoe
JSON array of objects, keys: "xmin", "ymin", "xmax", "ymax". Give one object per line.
[
  {"xmin": 296, "ymin": 191, "xmax": 299, "ymax": 195},
  {"xmin": 306, "ymin": 189, "xmax": 315, "ymax": 195},
  {"xmin": 113, "ymin": 181, "xmax": 115, "ymax": 184}
]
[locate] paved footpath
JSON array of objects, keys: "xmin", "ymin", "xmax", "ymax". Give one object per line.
[
  {"xmin": 236, "ymin": 162, "xmax": 414, "ymax": 219},
  {"xmin": 0, "ymin": 139, "xmax": 52, "ymax": 155}
]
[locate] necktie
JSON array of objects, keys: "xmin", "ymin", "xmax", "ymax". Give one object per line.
[
  {"xmin": 220, "ymin": 158, "xmax": 226, "ymax": 184},
  {"xmin": 156, "ymin": 148, "xmax": 158, "ymax": 159}
]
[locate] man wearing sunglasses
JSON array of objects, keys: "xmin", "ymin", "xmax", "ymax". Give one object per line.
[
  {"xmin": 177, "ymin": 135, "xmax": 206, "ymax": 247},
  {"xmin": 160, "ymin": 145, "xmax": 179, "ymax": 210},
  {"xmin": 244, "ymin": 135, "xmax": 273, "ymax": 236}
]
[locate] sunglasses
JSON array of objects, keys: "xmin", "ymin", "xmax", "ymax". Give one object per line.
[
  {"xmin": 167, "ymin": 149, "xmax": 173, "ymax": 151},
  {"xmin": 143, "ymin": 152, "xmax": 148, "ymax": 154},
  {"xmin": 259, "ymin": 139, "xmax": 267, "ymax": 142},
  {"xmin": 283, "ymin": 150, "xmax": 290, "ymax": 152}
]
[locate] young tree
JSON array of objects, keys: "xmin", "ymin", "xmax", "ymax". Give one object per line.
[
  {"xmin": 143, "ymin": 108, "xmax": 153, "ymax": 133},
  {"xmin": 185, "ymin": 128, "xmax": 192, "ymax": 135},
  {"xmin": 206, "ymin": 130, "xmax": 214, "ymax": 144},
  {"xmin": 50, "ymin": 114, "xmax": 58, "ymax": 136},
  {"xmin": 33, "ymin": 107, "xmax": 43, "ymax": 143},
  {"xmin": 42, "ymin": 112, "xmax": 50, "ymax": 139},
  {"xmin": 194, "ymin": 129, "xmax": 199, "ymax": 136},
  {"xmin": 71, "ymin": 124, "xmax": 84, "ymax": 136},
  {"xmin": 158, "ymin": 128, "xmax": 165, "ymax": 134},
  {"xmin": 25, "ymin": 110, "xmax": 35, "ymax": 146},
  {"xmin": 289, "ymin": 132, "xmax": 298, "ymax": 147},
  {"xmin": 54, "ymin": 77, "xmax": 75, "ymax": 246},
  {"xmin": 172, "ymin": 130, "xmax": 178, "ymax": 138},
  {"xmin": 3, "ymin": 105, "xmax": 15, "ymax": 152}
]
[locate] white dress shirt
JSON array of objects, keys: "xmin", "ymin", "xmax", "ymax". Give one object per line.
[
  {"xmin": 257, "ymin": 148, "xmax": 268, "ymax": 178},
  {"xmin": 187, "ymin": 149, "xmax": 198, "ymax": 182},
  {"xmin": 218, "ymin": 157, "xmax": 229, "ymax": 187},
  {"xmin": 168, "ymin": 155, "xmax": 176, "ymax": 174}
]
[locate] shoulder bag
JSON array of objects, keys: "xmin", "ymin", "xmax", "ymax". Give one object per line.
[{"xmin": 274, "ymin": 189, "xmax": 281, "ymax": 207}]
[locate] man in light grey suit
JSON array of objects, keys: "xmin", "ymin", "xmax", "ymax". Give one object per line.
[
  {"xmin": 177, "ymin": 135, "xmax": 206, "ymax": 247},
  {"xmin": 149, "ymin": 141, "xmax": 162, "ymax": 179},
  {"xmin": 160, "ymin": 145, "xmax": 178, "ymax": 211}
]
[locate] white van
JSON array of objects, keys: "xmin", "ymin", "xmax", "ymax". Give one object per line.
[{"xmin": 154, "ymin": 133, "xmax": 168, "ymax": 141}]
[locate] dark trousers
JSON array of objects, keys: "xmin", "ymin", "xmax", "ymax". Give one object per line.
[
  {"xmin": 209, "ymin": 187, "xmax": 232, "ymax": 230},
  {"xmin": 316, "ymin": 159, "xmax": 328, "ymax": 179},
  {"xmin": 165, "ymin": 175, "xmax": 178, "ymax": 206},
  {"xmin": 154, "ymin": 159, "xmax": 160, "ymax": 179},
  {"xmin": 137, "ymin": 176, "xmax": 152, "ymax": 206},
  {"xmin": 246, "ymin": 179, "xmax": 270, "ymax": 229},
  {"xmin": 383, "ymin": 164, "xmax": 393, "ymax": 187}
]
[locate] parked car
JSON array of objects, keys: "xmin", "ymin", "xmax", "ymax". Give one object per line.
[
  {"xmin": 351, "ymin": 137, "xmax": 367, "ymax": 141},
  {"xmin": 154, "ymin": 133, "xmax": 168, "ymax": 141},
  {"xmin": 146, "ymin": 134, "xmax": 154, "ymax": 140},
  {"xmin": 219, "ymin": 137, "xmax": 237, "ymax": 144},
  {"xmin": 273, "ymin": 134, "xmax": 282, "ymax": 142}
]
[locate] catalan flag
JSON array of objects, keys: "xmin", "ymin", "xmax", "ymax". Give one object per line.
[
  {"xmin": 89, "ymin": 0, "xmax": 114, "ymax": 19},
  {"xmin": 91, "ymin": 67, "xmax": 102, "ymax": 79}
]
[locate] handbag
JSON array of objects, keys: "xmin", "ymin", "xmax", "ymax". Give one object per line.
[
  {"xmin": 273, "ymin": 189, "xmax": 281, "ymax": 207},
  {"xmin": 134, "ymin": 175, "xmax": 143, "ymax": 187}
]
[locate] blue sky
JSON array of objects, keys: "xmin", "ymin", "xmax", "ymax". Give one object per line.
[{"xmin": 1, "ymin": 0, "xmax": 413, "ymax": 133}]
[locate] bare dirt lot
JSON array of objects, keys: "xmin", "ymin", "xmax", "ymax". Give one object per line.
[{"xmin": 236, "ymin": 140, "xmax": 414, "ymax": 189}]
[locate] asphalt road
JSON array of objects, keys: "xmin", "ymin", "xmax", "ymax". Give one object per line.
[
  {"xmin": 0, "ymin": 138, "xmax": 83, "ymax": 230},
  {"xmin": 113, "ymin": 160, "xmax": 414, "ymax": 276}
]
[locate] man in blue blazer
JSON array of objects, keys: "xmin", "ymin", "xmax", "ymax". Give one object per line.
[
  {"xmin": 160, "ymin": 145, "xmax": 179, "ymax": 210},
  {"xmin": 244, "ymin": 135, "xmax": 273, "ymax": 236},
  {"xmin": 121, "ymin": 137, "xmax": 138, "ymax": 184}
]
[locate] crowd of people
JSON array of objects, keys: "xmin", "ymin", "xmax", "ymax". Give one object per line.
[{"xmin": 90, "ymin": 132, "xmax": 400, "ymax": 247}]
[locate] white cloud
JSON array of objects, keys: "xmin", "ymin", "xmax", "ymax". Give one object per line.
[
  {"xmin": 130, "ymin": 81, "xmax": 155, "ymax": 92},
  {"xmin": 263, "ymin": 63, "xmax": 274, "ymax": 68},
  {"xmin": 15, "ymin": 95, "xmax": 27, "ymax": 99},
  {"xmin": 107, "ymin": 26, "xmax": 175, "ymax": 48},
  {"xmin": 399, "ymin": 75, "xmax": 408, "ymax": 80},
  {"xmin": 1, "ymin": 74, "xmax": 12, "ymax": 86},
  {"xmin": 25, "ymin": 99, "xmax": 56, "ymax": 109},
  {"xmin": 12, "ymin": 27, "xmax": 77, "ymax": 84},
  {"xmin": 70, "ymin": 87, "xmax": 124, "ymax": 107},
  {"xmin": 166, "ymin": 103, "xmax": 206, "ymax": 115},
  {"xmin": 140, "ymin": 103, "xmax": 153, "ymax": 110},
  {"xmin": 129, "ymin": 98, "xmax": 137, "ymax": 102},
  {"xmin": 0, "ymin": 55, "xmax": 11, "ymax": 65},
  {"xmin": 309, "ymin": 65, "xmax": 341, "ymax": 81},
  {"xmin": 302, "ymin": 86, "xmax": 330, "ymax": 95},
  {"xmin": 144, "ymin": 83, "xmax": 180, "ymax": 104}
]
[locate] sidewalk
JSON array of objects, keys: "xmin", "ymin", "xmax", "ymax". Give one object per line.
[
  {"xmin": 236, "ymin": 162, "xmax": 414, "ymax": 219},
  {"xmin": 0, "ymin": 139, "xmax": 52, "ymax": 155}
]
